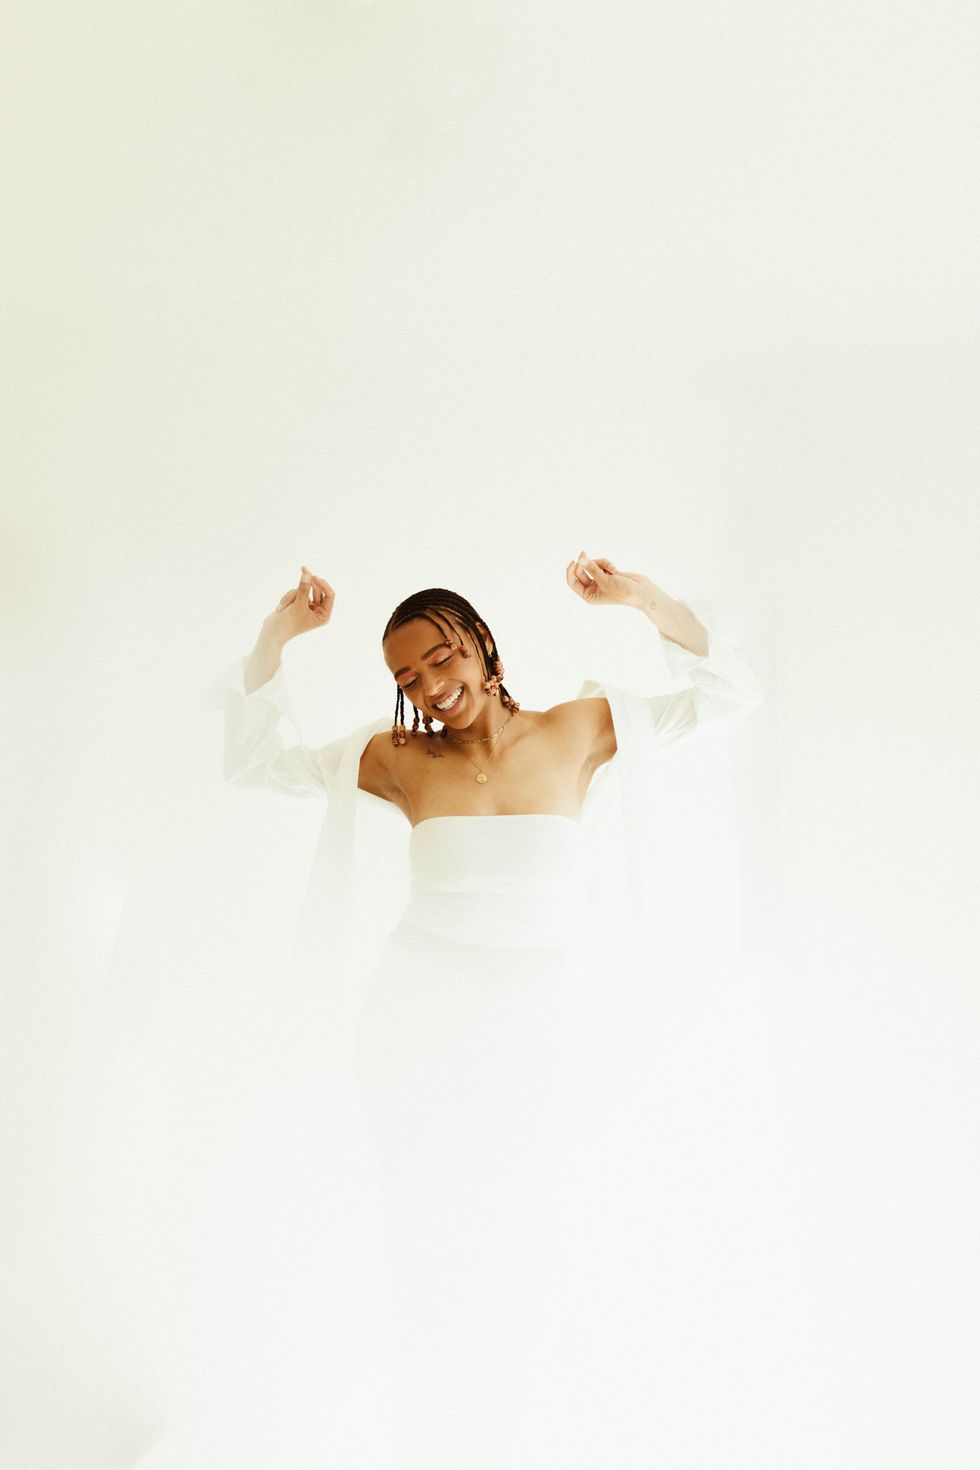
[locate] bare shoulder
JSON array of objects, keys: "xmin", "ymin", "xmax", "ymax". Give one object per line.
[
  {"xmin": 357, "ymin": 731, "xmax": 402, "ymax": 802},
  {"xmin": 545, "ymin": 695, "xmax": 617, "ymax": 770}
]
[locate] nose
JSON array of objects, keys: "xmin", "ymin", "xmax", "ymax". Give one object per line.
[{"xmin": 426, "ymin": 680, "xmax": 456, "ymax": 705}]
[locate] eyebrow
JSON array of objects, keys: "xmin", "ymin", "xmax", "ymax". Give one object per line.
[{"xmin": 393, "ymin": 644, "xmax": 448, "ymax": 680}]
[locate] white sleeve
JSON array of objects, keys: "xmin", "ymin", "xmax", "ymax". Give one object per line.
[
  {"xmin": 216, "ymin": 654, "xmax": 347, "ymax": 798},
  {"xmin": 644, "ymin": 601, "xmax": 766, "ymax": 749}
]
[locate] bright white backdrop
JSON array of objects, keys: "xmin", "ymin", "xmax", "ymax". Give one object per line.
[{"xmin": 2, "ymin": 2, "xmax": 978, "ymax": 1467}]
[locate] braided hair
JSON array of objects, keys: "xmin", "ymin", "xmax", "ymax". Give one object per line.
[{"xmin": 383, "ymin": 588, "xmax": 520, "ymax": 744}]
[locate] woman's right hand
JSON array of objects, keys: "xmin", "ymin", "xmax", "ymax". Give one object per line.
[{"xmin": 262, "ymin": 566, "xmax": 336, "ymax": 645}]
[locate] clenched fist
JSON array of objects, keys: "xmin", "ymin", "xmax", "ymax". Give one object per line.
[
  {"xmin": 565, "ymin": 550, "xmax": 653, "ymax": 609},
  {"xmin": 262, "ymin": 566, "xmax": 336, "ymax": 645}
]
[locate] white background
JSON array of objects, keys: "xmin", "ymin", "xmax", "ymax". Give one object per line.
[{"xmin": 2, "ymin": 2, "xmax": 978, "ymax": 1466}]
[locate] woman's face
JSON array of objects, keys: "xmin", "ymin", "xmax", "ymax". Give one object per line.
[{"xmin": 383, "ymin": 616, "xmax": 492, "ymax": 728}]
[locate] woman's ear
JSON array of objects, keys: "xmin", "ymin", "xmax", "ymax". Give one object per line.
[{"xmin": 476, "ymin": 621, "xmax": 494, "ymax": 658}]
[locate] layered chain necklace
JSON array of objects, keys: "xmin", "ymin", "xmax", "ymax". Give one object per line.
[{"xmin": 444, "ymin": 709, "xmax": 518, "ymax": 783}]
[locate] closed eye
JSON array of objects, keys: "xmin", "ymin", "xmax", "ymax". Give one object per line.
[{"xmin": 401, "ymin": 654, "xmax": 453, "ymax": 691}]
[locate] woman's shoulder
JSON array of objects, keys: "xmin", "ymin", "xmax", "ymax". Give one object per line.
[
  {"xmin": 544, "ymin": 695, "xmax": 616, "ymax": 769},
  {"xmin": 358, "ymin": 730, "xmax": 403, "ymax": 803}
]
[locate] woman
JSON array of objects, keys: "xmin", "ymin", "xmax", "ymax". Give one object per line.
[{"xmin": 213, "ymin": 554, "xmax": 768, "ymax": 1469}]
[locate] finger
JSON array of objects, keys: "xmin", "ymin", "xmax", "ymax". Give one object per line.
[
  {"xmin": 570, "ymin": 562, "xmax": 592, "ymax": 598},
  {"xmin": 575, "ymin": 561, "xmax": 600, "ymax": 602},
  {"xmin": 303, "ymin": 567, "xmax": 333, "ymax": 595},
  {"xmin": 565, "ymin": 561, "xmax": 585, "ymax": 598},
  {"xmin": 593, "ymin": 557, "xmax": 619, "ymax": 575},
  {"xmin": 298, "ymin": 574, "xmax": 323, "ymax": 612}
]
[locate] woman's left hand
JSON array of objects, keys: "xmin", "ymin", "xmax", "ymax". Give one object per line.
[{"xmin": 565, "ymin": 550, "xmax": 653, "ymax": 609}]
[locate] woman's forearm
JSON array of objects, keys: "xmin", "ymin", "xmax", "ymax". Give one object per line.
[
  {"xmin": 243, "ymin": 626, "xmax": 289, "ymax": 695},
  {"xmin": 637, "ymin": 583, "xmax": 710, "ymax": 657}
]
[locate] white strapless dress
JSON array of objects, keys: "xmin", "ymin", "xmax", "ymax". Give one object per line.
[{"xmin": 354, "ymin": 815, "xmax": 594, "ymax": 1467}]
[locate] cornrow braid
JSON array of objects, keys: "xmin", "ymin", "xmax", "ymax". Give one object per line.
[{"xmin": 383, "ymin": 587, "xmax": 519, "ymax": 745}]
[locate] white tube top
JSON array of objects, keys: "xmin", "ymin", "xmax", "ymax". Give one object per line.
[{"xmin": 398, "ymin": 814, "xmax": 584, "ymax": 951}]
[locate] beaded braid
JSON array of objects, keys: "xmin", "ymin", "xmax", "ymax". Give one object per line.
[{"xmin": 384, "ymin": 588, "xmax": 520, "ymax": 746}]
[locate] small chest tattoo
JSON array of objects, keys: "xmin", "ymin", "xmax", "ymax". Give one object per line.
[{"xmin": 424, "ymin": 748, "xmax": 446, "ymax": 759}]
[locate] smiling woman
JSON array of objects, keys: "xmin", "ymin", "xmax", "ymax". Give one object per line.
[{"xmin": 201, "ymin": 561, "xmax": 773, "ymax": 1468}]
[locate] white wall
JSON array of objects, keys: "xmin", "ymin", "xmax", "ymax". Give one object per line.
[{"xmin": 3, "ymin": 2, "xmax": 978, "ymax": 1466}]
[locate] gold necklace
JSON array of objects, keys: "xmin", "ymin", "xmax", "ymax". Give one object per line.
[
  {"xmin": 444, "ymin": 709, "xmax": 517, "ymax": 783},
  {"xmin": 445, "ymin": 713, "xmax": 513, "ymax": 745}
]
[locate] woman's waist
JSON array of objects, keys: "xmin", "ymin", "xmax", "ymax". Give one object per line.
[{"xmin": 399, "ymin": 879, "xmax": 581, "ymax": 950}]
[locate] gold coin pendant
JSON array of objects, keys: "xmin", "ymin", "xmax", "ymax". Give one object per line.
[{"xmin": 476, "ymin": 773, "xmax": 488, "ymax": 784}]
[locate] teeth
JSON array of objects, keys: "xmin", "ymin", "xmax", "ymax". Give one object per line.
[{"xmin": 435, "ymin": 686, "xmax": 463, "ymax": 711}]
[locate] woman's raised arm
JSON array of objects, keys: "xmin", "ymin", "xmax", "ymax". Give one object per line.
[
  {"xmin": 220, "ymin": 566, "xmax": 343, "ymax": 798},
  {"xmin": 244, "ymin": 566, "xmax": 335, "ymax": 694},
  {"xmin": 566, "ymin": 552, "xmax": 765, "ymax": 754}
]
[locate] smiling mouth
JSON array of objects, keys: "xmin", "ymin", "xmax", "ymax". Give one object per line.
[{"xmin": 433, "ymin": 685, "xmax": 464, "ymax": 713}]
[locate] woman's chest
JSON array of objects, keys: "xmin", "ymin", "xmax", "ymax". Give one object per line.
[{"xmin": 391, "ymin": 710, "xmax": 593, "ymax": 826}]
